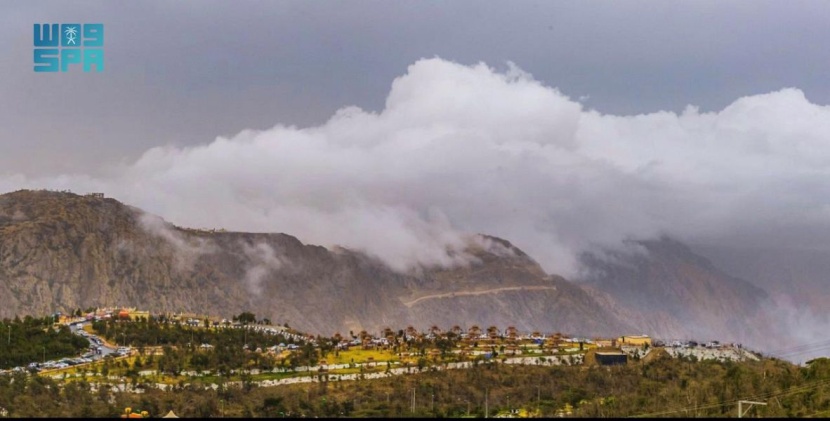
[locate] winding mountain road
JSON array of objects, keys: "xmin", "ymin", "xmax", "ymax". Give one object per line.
[{"xmin": 401, "ymin": 285, "xmax": 557, "ymax": 307}]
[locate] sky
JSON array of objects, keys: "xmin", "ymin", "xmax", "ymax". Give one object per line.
[{"xmin": 3, "ymin": 1, "xmax": 830, "ymax": 277}]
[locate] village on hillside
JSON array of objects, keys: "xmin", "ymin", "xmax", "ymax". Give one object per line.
[
  {"xmin": 0, "ymin": 307, "xmax": 798, "ymax": 418},
  {"xmin": 3, "ymin": 307, "xmax": 758, "ymax": 378}
]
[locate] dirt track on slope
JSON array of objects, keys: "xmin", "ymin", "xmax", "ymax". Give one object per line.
[{"xmin": 401, "ymin": 285, "xmax": 557, "ymax": 307}]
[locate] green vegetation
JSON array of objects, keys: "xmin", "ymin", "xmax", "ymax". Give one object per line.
[
  {"xmin": 5, "ymin": 355, "xmax": 830, "ymax": 417},
  {"xmin": 89, "ymin": 316, "xmax": 318, "ymax": 376},
  {"xmin": 0, "ymin": 316, "xmax": 88, "ymax": 369},
  {"xmin": 6, "ymin": 312, "xmax": 830, "ymax": 417}
]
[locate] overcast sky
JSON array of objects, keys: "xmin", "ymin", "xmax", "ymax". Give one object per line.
[
  {"xmin": 3, "ymin": 1, "xmax": 830, "ymax": 277},
  {"xmin": 4, "ymin": 1, "xmax": 830, "ymax": 175}
]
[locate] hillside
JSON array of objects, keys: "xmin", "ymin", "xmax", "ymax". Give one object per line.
[
  {"xmin": 693, "ymin": 243, "xmax": 830, "ymax": 314},
  {"xmin": 4, "ymin": 351, "xmax": 826, "ymax": 418},
  {"xmin": 0, "ymin": 190, "xmax": 632, "ymax": 337},
  {"xmin": 577, "ymin": 237, "xmax": 776, "ymax": 349}
]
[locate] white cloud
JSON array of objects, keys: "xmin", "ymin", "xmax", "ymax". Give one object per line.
[
  {"xmin": 240, "ymin": 242, "xmax": 284, "ymax": 296},
  {"xmin": 137, "ymin": 212, "xmax": 217, "ymax": 272},
  {"xmin": 3, "ymin": 58, "xmax": 830, "ymax": 277}
]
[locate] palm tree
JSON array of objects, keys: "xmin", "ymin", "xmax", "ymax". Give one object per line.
[
  {"xmin": 405, "ymin": 325, "xmax": 417, "ymax": 339},
  {"xmin": 468, "ymin": 325, "xmax": 482, "ymax": 337}
]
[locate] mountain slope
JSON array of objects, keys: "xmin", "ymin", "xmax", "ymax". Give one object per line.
[
  {"xmin": 692, "ymin": 244, "xmax": 830, "ymax": 314},
  {"xmin": 0, "ymin": 190, "xmax": 632, "ymax": 337},
  {"xmin": 577, "ymin": 237, "xmax": 775, "ymax": 348}
]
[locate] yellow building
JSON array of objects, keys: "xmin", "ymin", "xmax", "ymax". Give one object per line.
[
  {"xmin": 618, "ymin": 335, "xmax": 651, "ymax": 346},
  {"xmin": 594, "ymin": 339, "xmax": 617, "ymax": 348},
  {"xmin": 128, "ymin": 310, "xmax": 150, "ymax": 321}
]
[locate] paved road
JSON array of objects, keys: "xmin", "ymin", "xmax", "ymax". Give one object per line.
[{"xmin": 69, "ymin": 321, "xmax": 118, "ymax": 359}]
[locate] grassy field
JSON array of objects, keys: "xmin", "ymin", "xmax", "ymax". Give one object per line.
[{"xmin": 322, "ymin": 348, "xmax": 400, "ymax": 365}]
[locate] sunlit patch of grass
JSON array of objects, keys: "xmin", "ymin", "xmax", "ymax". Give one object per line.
[{"xmin": 324, "ymin": 348, "xmax": 399, "ymax": 365}]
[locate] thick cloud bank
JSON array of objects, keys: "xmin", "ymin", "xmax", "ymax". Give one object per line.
[{"xmin": 3, "ymin": 58, "xmax": 830, "ymax": 275}]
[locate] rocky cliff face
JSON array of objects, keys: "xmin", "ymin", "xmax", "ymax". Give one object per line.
[{"xmin": 0, "ymin": 190, "xmax": 632, "ymax": 337}]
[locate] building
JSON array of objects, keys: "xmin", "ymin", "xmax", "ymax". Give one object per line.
[
  {"xmin": 594, "ymin": 339, "xmax": 618, "ymax": 348},
  {"xmin": 116, "ymin": 308, "xmax": 150, "ymax": 321},
  {"xmin": 595, "ymin": 352, "xmax": 627, "ymax": 366},
  {"xmin": 618, "ymin": 335, "xmax": 651, "ymax": 347}
]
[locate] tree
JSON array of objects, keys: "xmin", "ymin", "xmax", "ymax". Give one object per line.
[
  {"xmin": 417, "ymin": 357, "xmax": 428, "ymax": 372},
  {"xmin": 236, "ymin": 312, "xmax": 256, "ymax": 326}
]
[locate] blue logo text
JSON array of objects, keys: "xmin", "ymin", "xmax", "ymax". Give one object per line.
[{"xmin": 34, "ymin": 23, "xmax": 104, "ymax": 72}]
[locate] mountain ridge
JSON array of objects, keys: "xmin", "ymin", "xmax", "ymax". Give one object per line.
[
  {"xmin": 0, "ymin": 189, "xmax": 633, "ymax": 337},
  {"xmin": 0, "ymin": 189, "xmax": 789, "ymax": 352},
  {"xmin": 576, "ymin": 237, "xmax": 776, "ymax": 349}
]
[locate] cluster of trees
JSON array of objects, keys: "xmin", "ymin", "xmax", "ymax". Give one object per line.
[
  {"xmin": 0, "ymin": 316, "xmax": 88, "ymax": 369},
  {"xmin": 5, "ymin": 354, "xmax": 830, "ymax": 417},
  {"xmin": 90, "ymin": 315, "xmax": 302, "ymax": 352},
  {"xmin": 88, "ymin": 315, "xmax": 330, "ymax": 376}
]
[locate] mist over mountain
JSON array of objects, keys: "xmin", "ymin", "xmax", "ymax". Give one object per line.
[
  {"xmin": 0, "ymin": 189, "xmax": 817, "ymax": 361},
  {"xmin": 1, "ymin": 58, "xmax": 829, "ymax": 361},
  {"xmin": 576, "ymin": 238, "xmax": 776, "ymax": 350},
  {"xmin": 4, "ymin": 59, "xmax": 830, "ymax": 284},
  {"xmin": 691, "ymin": 244, "xmax": 830, "ymax": 354},
  {"xmin": 0, "ymin": 190, "xmax": 635, "ymax": 337},
  {"xmin": 692, "ymin": 244, "xmax": 830, "ymax": 313}
]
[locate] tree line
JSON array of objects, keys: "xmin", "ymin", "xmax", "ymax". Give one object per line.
[
  {"xmin": 4, "ymin": 354, "xmax": 830, "ymax": 417},
  {"xmin": 0, "ymin": 316, "xmax": 88, "ymax": 369}
]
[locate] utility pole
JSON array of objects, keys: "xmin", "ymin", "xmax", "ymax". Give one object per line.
[
  {"xmin": 738, "ymin": 400, "xmax": 767, "ymax": 418},
  {"xmin": 485, "ymin": 388, "xmax": 489, "ymax": 418},
  {"xmin": 412, "ymin": 388, "xmax": 416, "ymax": 414}
]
